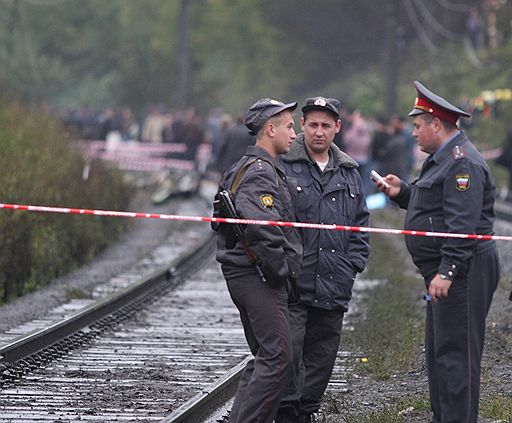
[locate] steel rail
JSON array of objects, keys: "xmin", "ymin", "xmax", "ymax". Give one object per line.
[
  {"xmin": 158, "ymin": 199, "xmax": 512, "ymax": 423},
  {"xmin": 0, "ymin": 231, "xmax": 216, "ymax": 364},
  {"xmin": 162, "ymin": 356, "xmax": 250, "ymax": 423}
]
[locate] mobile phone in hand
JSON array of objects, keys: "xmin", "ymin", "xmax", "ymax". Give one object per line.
[{"xmin": 370, "ymin": 170, "xmax": 390, "ymax": 189}]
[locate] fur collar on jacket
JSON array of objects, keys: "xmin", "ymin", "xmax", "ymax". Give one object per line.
[{"xmin": 282, "ymin": 133, "xmax": 358, "ymax": 169}]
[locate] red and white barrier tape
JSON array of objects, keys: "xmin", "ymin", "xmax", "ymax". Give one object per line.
[
  {"xmin": 481, "ymin": 147, "xmax": 502, "ymax": 160},
  {"xmin": 1, "ymin": 202, "xmax": 511, "ymax": 242},
  {"xmin": 75, "ymin": 140, "xmax": 188, "ymax": 154},
  {"xmin": 74, "ymin": 141, "xmax": 211, "ymax": 172}
]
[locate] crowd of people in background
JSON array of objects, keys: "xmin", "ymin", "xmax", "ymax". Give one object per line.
[
  {"xmin": 60, "ymin": 106, "xmax": 421, "ymax": 191},
  {"xmin": 59, "ymin": 105, "xmax": 206, "ymax": 162},
  {"xmin": 58, "ymin": 91, "xmax": 512, "ymax": 198}
]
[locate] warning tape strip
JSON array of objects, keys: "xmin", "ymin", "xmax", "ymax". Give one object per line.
[
  {"xmin": 74, "ymin": 141, "xmax": 212, "ymax": 172},
  {"xmin": 1, "ymin": 202, "xmax": 511, "ymax": 242},
  {"xmin": 75, "ymin": 140, "xmax": 188, "ymax": 154},
  {"xmin": 481, "ymin": 147, "xmax": 502, "ymax": 160}
]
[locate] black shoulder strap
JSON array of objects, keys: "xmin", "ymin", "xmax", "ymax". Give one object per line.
[
  {"xmin": 230, "ymin": 157, "xmax": 279, "ymax": 193},
  {"xmin": 231, "ymin": 158, "xmax": 258, "ymax": 193}
]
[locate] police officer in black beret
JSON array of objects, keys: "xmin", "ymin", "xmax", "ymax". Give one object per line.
[
  {"xmin": 214, "ymin": 98, "xmax": 303, "ymax": 423},
  {"xmin": 375, "ymin": 81, "xmax": 501, "ymax": 423}
]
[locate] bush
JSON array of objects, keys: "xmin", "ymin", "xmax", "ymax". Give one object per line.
[{"xmin": 0, "ymin": 98, "xmax": 129, "ymax": 303}]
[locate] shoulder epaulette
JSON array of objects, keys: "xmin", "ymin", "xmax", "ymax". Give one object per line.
[
  {"xmin": 452, "ymin": 145, "xmax": 465, "ymax": 160},
  {"xmin": 230, "ymin": 157, "xmax": 278, "ymax": 193}
]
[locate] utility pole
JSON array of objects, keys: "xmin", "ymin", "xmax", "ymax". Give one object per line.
[
  {"xmin": 383, "ymin": 1, "xmax": 399, "ymax": 118},
  {"xmin": 177, "ymin": 0, "xmax": 191, "ymax": 108}
]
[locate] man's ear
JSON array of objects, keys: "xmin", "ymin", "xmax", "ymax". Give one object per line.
[
  {"xmin": 433, "ymin": 117, "xmax": 443, "ymax": 133},
  {"xmin": 266, "ymin": 121, "xmax": 276, "ymax": 137},
  {"xmin": 335, "ymin": 119, "xmax": 342, "ymax": 133},
  {"xmin": 300, "ymin": 116, "xmax": 306, "ymax": 131}
]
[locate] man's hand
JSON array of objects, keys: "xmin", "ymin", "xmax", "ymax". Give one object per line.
[
  {"xmin": 375, "ymin": 174, "xmax": 401, "ymax": 198},
  {"xmin": 428, "ymin": 274, "xmax": 452, "ymax": 303}
]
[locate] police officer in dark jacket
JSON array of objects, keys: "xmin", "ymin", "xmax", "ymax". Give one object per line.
[
  {"xmin": 214, "ymin": 98, "xmax": 303, "ymax": 423},
  {"xmin": 376, "ymin": 81, "xmax": 500, "ymax": 423},
  {"xmin": 276, "ymin": 97, "xmax": 370, "ymax": 423}
]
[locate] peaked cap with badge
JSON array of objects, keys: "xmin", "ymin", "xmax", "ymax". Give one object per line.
[
  {"xmin": 301, "ymin": 96, "xmax": 340, "ymax": 118},
  {"xmin": 394, "ymin": 80, "xmax": 501, "ymax": 423},
  {"xmin": 409, "ymin": 80, "xmax": 470, "ymax": 126}
]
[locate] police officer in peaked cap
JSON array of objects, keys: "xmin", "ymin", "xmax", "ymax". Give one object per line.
[
  {"xmin": 374, "ymin": 81, "xmax": 500, "ymax": 422},
  {"xmin": 213, "ymin": 98, "xmax": 303, "ymax": 423}
]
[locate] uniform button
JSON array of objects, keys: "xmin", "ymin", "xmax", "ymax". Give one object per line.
[
  {"xmin": 350, "ymin": 193, "xmax": 355, "ymax": 198},
  {"xmin": 448, "ymin": 271, "xmax": 454, "ymax": 277},
  {"xmin": 314, "ymin": 300, "xmax": 318, "ymax": 303},
  {"xmin": 297, "ymin": 186, "xmax": 302, "ymax": 192},
  {"xmin": 451, "ymin": 264, "xmax": 456, "ymax": 269},
  {"xmin": 331, "ymin": 249, "xmax": 335, "ymax": 253},
  {"xmin": 332, "ymin": 197, "xmax": 336, "ymax": 201},
  {"xmin": 319, "ymin": 247, "xmax": 323, "ymax": 251},
  {"xmin": 329, "ymin": 275, "xmax": 333, "ymax": 279}
]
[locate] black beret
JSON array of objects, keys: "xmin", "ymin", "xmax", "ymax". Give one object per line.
[
  {"xmin": 244, "ymin": 98, "xmax": 298, "ymax": 136},
  {"xmin": 301, "ymin": 97, "xmax": 340, "ymax": 118}
]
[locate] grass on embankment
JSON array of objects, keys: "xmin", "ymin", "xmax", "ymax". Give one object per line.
[
  {"xmin": 323, "ymin": 208, "xmax": 512, "ymax": 422},
  {"xmin": 0, "ymin": 97, "xmax": 130, "ymax": 304},
  {"xmin": 348, "ymin": 209, "xmax": 425, "ymax": 380}
]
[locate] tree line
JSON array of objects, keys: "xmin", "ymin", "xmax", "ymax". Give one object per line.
[{"xmin": 0, "ymin": 0, "xmax": 511, "ymax": 118}]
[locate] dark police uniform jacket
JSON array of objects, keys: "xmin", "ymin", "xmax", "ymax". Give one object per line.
[
  {"xmin": 392, "ymin": 131, "xmax": 496, "ymax": 281},
  {"xmin": 215, "ymin": 145, "xmax": 303, "ymax": 286},
  {"xmin": 279, "ymin": 135, "xmax": 370, "ymax": 311}
]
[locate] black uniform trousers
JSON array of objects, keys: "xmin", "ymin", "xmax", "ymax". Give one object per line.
[
  {"xmin": 280, "ymin": 302, "xmax": 344, "ymax": 417},
  {"xmin": 225, "ymin": 271, "xmax": 292, "ymax": 423},
  {"xmin": 426, "ymin": 243, "xmax": 500, "ymax": 423}
]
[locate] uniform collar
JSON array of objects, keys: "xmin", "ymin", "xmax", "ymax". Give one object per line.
[
  {"xmin": 282, "ymin": 133, "xmax": 358, "ymax": 169},
  {"xmin": 433, "ymin": 130, "xmax": 463, "ymax": 162},
  {"xmin": 245, "ymin": 144, "xmax": 277, "ymax": 162}
]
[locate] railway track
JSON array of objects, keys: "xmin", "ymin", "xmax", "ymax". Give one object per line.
[
  {"xmin": 0, "ymin": 229, "xmax": 253, "ymax": 422},
  {"xmin": 0, "ymin": 220, "xmax": 369, "ymax": 423},
  {"xmin": 6, "ymin": 197, "xmax": 507, "ymax": 422}
]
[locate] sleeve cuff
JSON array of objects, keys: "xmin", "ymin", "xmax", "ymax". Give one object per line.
[{"xmin": 439, "ymin": 261, "xmax": 458, "ymax": 280}]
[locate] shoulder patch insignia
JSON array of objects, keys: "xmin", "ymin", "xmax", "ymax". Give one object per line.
[
  {"xmin": 259, "ymin": 194, "xmax": 274, "ymax": 209},
  {"xmin": 455, "ymin": 174, "xmax": 470, "ymax": 191},
  {"xmin": 452, "ymin": 145, "xmax": 465, "ymax": 160}
]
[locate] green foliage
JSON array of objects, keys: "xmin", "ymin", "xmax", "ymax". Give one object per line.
[
  {"xmin": 65, "ymin": 287, "xmax": 90, "ymax": 300},
  {"xmin": 0, "ymin": 96, "xmax": 129, "ymax": 303},
  {"xmin": 340, "ymin": 72, "xmax": 386, "ymax": 116},
  {"xmin": 192, "ymin": 0, "xmax": 289, "ymax": 112},
  {"xmin": 0, "ymin": 0, "xmax": 511, "ymax": 122},
  {"xmin": 340, "ymin": 395, "xmax": 431, "ymax": 423},
  {"xmin": 117, "ymin": 1, "xmax": 180, "ymax": 111},
  {"xmin": 346, "ymin": 218, "xmax": 424, "ymax": 380},
  {"xmin": 0, "ymin": 0, "xmax": 424, "ymax": 114},
  {"xmin": 0, "ymin": 0, "xmax": 124, "ymax": 106},
  {"xmin": 480, "ymin": 394, "xmax": 512, "ymax": 421}
]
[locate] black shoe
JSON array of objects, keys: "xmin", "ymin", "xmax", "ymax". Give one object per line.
[
  {"xmin": 298, "ymin": 412, "xmax": 314, "ymax": 423},
  {"xmin": 274, "ymin": 408, "xmax": 299, "ymax": 423}
]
